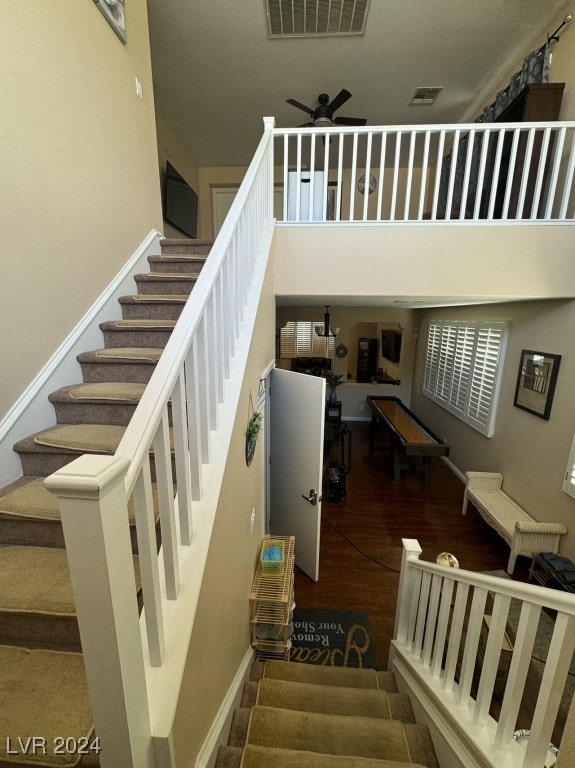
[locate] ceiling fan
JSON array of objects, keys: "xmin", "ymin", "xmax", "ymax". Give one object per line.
[{"xmin": 286, "ymin": 89, "xmax": 367, "ymax": 128}]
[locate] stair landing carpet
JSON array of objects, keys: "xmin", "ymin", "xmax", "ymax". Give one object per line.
[
  {"xmin": 290, "ymin": 609, "xmax": 380, "ymax": 669},
  {"xmin": 0, "ymin": 646, "xmax": 94, "ymax": 767}
]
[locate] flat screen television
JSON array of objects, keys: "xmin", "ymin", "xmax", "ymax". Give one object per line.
[
  {"xmin": 381, "ymin": 330, "xmax": 402, "ymax": 364},
  {"xmin": 163, "ymin": 161, "xmax": 198, "ymax": 238}
]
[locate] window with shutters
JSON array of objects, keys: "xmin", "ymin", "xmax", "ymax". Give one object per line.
[
  {"xmin": 279, "ymin": 321, "xmax": 335, "ymax": 358},
  {"xmin": 563, "ymin": 432, "xmax": 575, "ymax": 500},
  {"xmin": 422, "ymin": 320, "xmax": 508, "ymax": 437}
]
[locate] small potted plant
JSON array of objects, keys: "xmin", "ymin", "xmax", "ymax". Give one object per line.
[
  {"xmin": 245, "ymin": 411, "xmax": 263, "ymax": 466},
  {"xmin": 325, "ymin": 372, "xmax": 345, "ymax": 403}
]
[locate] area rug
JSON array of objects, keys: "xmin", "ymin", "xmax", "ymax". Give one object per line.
[{"xmin": 290, "ymin": 608, "xmax": 380, "ymax": 669}]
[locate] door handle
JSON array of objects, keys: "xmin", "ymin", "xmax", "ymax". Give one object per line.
[{"xmin": 302, "ymin": 489, "xmax": 318, "ymax": 506}]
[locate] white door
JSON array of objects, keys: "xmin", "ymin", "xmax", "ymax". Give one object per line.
[{"xmin": 270, "ymin": 368, "xmax": 325, "ymax": 581}]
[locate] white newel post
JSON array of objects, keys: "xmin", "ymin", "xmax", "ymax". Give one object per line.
[
  {"xmin": 45, "ymin": 455, "xmax": 155, "ymax": 768},
  {"xmin": 389, "ymin": 538, "xmax": 422, "ymax": 668}
]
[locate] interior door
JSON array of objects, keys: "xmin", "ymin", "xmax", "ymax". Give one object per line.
[{"xmin": 269, "ymin": 368, "xmax": 325, "ymax": 581}]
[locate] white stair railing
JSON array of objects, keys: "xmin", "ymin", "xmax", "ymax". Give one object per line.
[
  {"xmin": 273, "ymin": 122, "xmax": 575, "ymax": 223},
  {"xmin": 45, "ymin": 117, "xmax": 276, "ymax": 767},
  {"xmin": 391, "ymin": 539, "xmax": 575, "ymax": 768}
]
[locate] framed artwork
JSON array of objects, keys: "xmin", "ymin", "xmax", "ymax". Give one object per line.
[
  {"xmin": 513, "ymin": 349, "xmax": 561, "ymax": 420},
  {"xmin": 93, "ymin": 0, "xmax": 127, "ymax": 44}
]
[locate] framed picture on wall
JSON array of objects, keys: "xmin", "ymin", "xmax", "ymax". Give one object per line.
[
  {"xmin": 513, "ymin": 349, "xmax": 561, "ymax": 420},
  {"xmin": 93, "ymin": 0, "xmax": 127, "ymax": 44}
]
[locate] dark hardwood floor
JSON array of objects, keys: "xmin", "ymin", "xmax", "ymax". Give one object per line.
[{"xmin": 294, "ymin": 421, "xmax": 531, "ymax": 668}]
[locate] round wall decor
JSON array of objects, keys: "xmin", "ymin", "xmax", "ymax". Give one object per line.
[
  {"xmin": 358, "ymin": 174, "xmax": 377, "ymax": 195},
  {"xmin": 335, "ymin": 344, "xmax": 348, "ymax": 358}
]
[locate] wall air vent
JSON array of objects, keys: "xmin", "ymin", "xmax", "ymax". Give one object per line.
[
  {"xmin": 265, "ymin": 0, "xmax": 370, "ymax": 38},
  {"xmin": 410, "ymin": 87, "xmax": 443, "ymax": 106}
]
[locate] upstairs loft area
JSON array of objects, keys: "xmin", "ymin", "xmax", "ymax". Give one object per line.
[{"xmin": 272, "ymin": 82, "xmax": 575, "ymax": 225}]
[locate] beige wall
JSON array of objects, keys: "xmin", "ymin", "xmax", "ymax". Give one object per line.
[
  {"xmin": 156, "ymin": 113, "xmax": 200, "ymax": 239},
  {"xmin": 0, "ymin": 1, "xmax": 162, "ymax": 419},
  {"xmin": 274, "ymin": 225, "xmax": 575, "ymax": 303},
  {"xmin": 276, "ymin": 306, "xmax": 417, "ymax": 414},
  {"xmin": 465, "ymin": 1, "xmax": 575, "ymax": 122},
  {"xmin": 410, "ymin": 299, "xmax": 575, "ymax": 561},
  {"xmin": 171, "ymin": 253, "xmax": 276, "ymax": 763}
]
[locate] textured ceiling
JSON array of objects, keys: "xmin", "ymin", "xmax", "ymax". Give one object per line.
[{"xmin": 147, "ymin": 0, "xmax": 567, "ymax": 167}]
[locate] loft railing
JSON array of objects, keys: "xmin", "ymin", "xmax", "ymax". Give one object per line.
[
  {"xmin": 45, "ymin": 118, "xmax": 276, "ymax": 767},
  {"xmin": 391, "ymin": 539, "xmax": 575, "ymax": 768},
  {"xmin": 273, "ymin": 122, "xmax": 575, "ymax": 223}
]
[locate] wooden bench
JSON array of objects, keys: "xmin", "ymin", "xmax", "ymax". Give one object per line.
[{"xmin": 462, "ymin": 471, "xmax": 567, "ymax": 574}]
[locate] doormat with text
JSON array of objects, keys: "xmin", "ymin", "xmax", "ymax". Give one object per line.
[{"xmin": 290, "ymin": 608, "xmax": 380, "ymax": 669}]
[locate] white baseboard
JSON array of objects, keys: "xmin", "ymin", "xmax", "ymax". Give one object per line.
[
  {"xmin": 0, "ymin": 230, "xmax": 162, "ymax": 488},
  {"xmin": 195, "ymin": 647, "xmax": 254, "ymax": 768}
]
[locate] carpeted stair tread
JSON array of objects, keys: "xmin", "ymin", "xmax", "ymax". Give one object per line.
[
  {"xmin": 117, "ymin": 295, "xmax": 188, "ymax": 321},
  {"xmin": 160, "ymin": 237, "xmax": 214, "ymax": 254},
  {"xmin": 78, "ymin": 347, "xmax": 163, "ymax": 362},
  {"xmin": 49, "ymin": 382, "xmax": 146, "ymax": 404},
  {"xmin": 27, "ymin": 424, "xmax": 126, "ymax": 454},
  {"xmin": 0, "ymin": 475, "xmax": 156, "ymax": 525},
  {"xmin": 259, "ymin": 660, "xmax": 380, "ymax": 689},
  {"xmin": 119, "ymin": 294, "xmax": 188, "ymax": 303},
  {"xmin": 254, "ymin": 678, "xmax": 392, "ymax": 719},
  {"xmin": 133, "ymin": 274, "xmax": 198, "ymax": 295},
  {"xmin": 0, "ymin": 546, "xmax": 141, "ymax": 618},
  {"xmin": 246, "ymin": 706, "xmax": 412, "ymax": 762},
  {"xmin": 0, "ymin": 547, "xmax": 78, "ymax": 617},
  {"xmin": 99, "ymin": 320, "xmax": 177, "ymax": 330},
  {"xmin": 147, "ymin": 254, "xmax": 207, "ymax": 274},
  {"xmin": 0, "ymin": 645, "xmax": 94, "ymax": 767},
  {"xmin": 241, "ymin": 681, "xmax": 414, "ymax": 723},
  {"xmin": 238, "ymin": 745, "xmax": 427, "ymax": 768},
  {"xmin": 228, "ymin": 709, "xmax": 438, "ymax": 768}
]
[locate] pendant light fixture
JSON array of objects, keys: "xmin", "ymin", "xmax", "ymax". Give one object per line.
[{"xmin": 315, "ymin": 306, "xmax": 340, "ymax": 338}]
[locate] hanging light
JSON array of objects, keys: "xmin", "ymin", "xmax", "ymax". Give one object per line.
[{"xmin": 315, "ymin": 306, "xmax": 340, "ymax": 337}]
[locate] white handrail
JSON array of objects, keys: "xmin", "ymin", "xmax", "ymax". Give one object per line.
[
  {"xmin": 46, "ymin": 117, "xmax": 276, "ymax": 767},
  {"xmin": 274, "ymin": 121, "xmax": 575, "ymax": 223},
  {"xmin": 392, "ymin": 539, "xmax": 575, "ymax": 768}
]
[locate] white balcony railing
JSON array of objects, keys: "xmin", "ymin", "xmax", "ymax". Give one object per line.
[
  {"xmin": 392, "ymin": 540, "xmax": 575, "ymax": 768},
  {"xmin": 273, "ymin": 122, "xmax": 575, "ymax": 223}
]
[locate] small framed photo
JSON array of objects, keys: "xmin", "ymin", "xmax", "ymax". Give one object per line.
[
  {"xmin": 93, "ymin": 0, "xmax": 127, "ymax": 44},
  {"xmin": 513, "ymin": 349, "xmax": 561, "ymax": 420}
]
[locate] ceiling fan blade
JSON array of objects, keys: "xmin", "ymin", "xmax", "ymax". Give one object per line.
[
  {"xmin": 299, "ymin": 122, "xmax": 313, "ymax": 127},
  {"xmin": 334, "ymin": 116, "xmax": 367, "ymax": 126},
  {"xmin": 286, "ymin": 98, "xmax": 315, "ymax": 117},
  {"xmin": 328, "ymin": 89, "xmax": 352, "ymax": 114}
]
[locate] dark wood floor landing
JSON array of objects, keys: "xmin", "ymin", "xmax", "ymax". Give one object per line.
[{"xmin": 294, "ymin": 421, "xmax": 530, "ymax": 666}]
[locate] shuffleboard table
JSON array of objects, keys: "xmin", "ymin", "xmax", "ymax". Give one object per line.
[{"xmin": 366, "ymin": 396, "xmax": 450, "ymax": 485}]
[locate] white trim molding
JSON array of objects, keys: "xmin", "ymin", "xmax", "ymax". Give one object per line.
[
  {"xmin": 195, "ymin": 647, "xmax": 253, "ymax": 768},
  {"xmin": 0, "ymin": 230, "xmax": 162, "ymax": 487}
]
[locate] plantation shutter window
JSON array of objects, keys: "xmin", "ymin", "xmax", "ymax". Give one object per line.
[
  {"xmin": 280, "ymin": 322, "xmax": 334, "ymax": 358},
  {"xmin": 422, "ymin": 320, "xmax": 508, "ymax": 437}
]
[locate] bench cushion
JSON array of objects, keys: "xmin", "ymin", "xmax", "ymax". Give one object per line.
[{"xmin": 468, "ymin": 488, "xmax": 532, "ymax": 542}]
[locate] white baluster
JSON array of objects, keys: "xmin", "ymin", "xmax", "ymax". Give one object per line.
[{"xmin": 153, "ymin": 409, "xmax": 179, "ymax": 600}]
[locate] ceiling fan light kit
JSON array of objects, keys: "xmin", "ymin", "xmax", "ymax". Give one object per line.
[{"xmin": 286, "ymin": 89, "xmax": 367, "ymax": 128}]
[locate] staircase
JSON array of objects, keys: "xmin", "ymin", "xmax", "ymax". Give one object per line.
[
  {"xmin": 0, "ymin": 238, "xmax": 212, "ymax": 767},
  {"xmin": 216, "ymin": 660, "xmax": 439, "ymax": 768}
]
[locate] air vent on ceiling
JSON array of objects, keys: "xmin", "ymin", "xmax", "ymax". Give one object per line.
[
  {"xmin": 265, "ymin": 0, "xmax": 370, "ymax": 38},
  {"xmin": 410, "ymin": 87, "xmax": 443, "ymax": 106}
]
